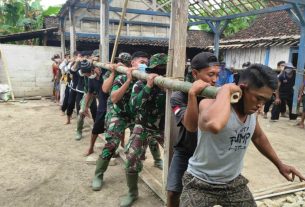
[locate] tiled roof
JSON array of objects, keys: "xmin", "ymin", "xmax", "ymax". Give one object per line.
[
  {"xmin": 219, "ymin": 10, "xmax": 300, "ymax": 48},
  {"xmin": 224, "ymin": 10, "xmax": 299, "ymax": 41},
  {"xmin": 48, "ymin": 30, "xmax": 214, "ymax": 49},
  {"xmin": 44, "ymin": 16, "xmax": 59, "ymax": 29}
]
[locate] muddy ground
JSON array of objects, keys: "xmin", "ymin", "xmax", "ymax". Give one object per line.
[{"xmin": 0, "ymin": 100, "xmax": 304, "ymax": 207}]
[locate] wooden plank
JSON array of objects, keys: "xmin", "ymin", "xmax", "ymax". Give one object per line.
[
  {"xmin": 100, "ymin": 0, "xmax": 109, "ymax": 63},
  {"xmin": 163, "ymin": 0, "xmax": 188, "ymax": 204},
  {"xmin": 60, "ymin": 18, "xmax": 66, "ymax": 57},
  {"xmin": 69, "ymin": 6, "xmax": 76, "ymax": 55}
]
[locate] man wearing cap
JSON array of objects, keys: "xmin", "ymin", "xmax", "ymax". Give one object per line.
[
  {"xmin": 166, "ymin": 52, "xmax": 219, "ymax": 207},
  {"xmin": 74, "ymin": 50, "xmax": 101, "ymax": 140},
  {"xmin": 271, "ymin": 62, "xmax": 298, "ymax": 121},
  {"xmin": 91, "ymin": 51, "xmax": 148, "ymax": 191},
  {"xmin": 119, "ymin": 53, "xmax": 167, "ymax": 207},
  {"xmin": 74, "ymin": 53, "xmax": 100, "ymax": 140}
]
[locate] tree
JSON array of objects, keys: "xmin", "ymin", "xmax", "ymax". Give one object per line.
[{"xmin": 0, "ymin": 0, "xmax": 61, "ymax": 36}]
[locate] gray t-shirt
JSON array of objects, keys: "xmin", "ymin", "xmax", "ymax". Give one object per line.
[{"xmin": 187, "ymin": 107, "xmax": 256, "ymax": 184}]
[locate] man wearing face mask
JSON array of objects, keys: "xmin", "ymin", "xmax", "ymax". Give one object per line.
[
  {"xmin": 120, "ymin": 53, "xmax": 168, "ymax": 207},
  {"xmin": 271, "ymin": 63, "xmax": 298, "ymax": 121},
  {"xmin": 91, "ymin": 51, "xmax": 148, "ymax": 191}
]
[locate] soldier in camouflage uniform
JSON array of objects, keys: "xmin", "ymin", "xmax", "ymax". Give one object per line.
[
  {"xmin": 120, "ymin": 53, "xmax": 167, "ymax": 207},
  {"xmin": 84, "ymin": 52, "xmax": 132, "ymax": 156},
  {"xmin": 91, "ymin": 51, "xmax": 149, "ymax": 191}
]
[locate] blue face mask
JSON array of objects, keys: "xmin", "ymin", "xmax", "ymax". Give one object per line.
[{"xmin": 138, "ymin": 64, "xmax": 148, "ymax": 72}]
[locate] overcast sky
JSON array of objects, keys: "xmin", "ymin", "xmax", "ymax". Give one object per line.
[{"xmin": 40, "ymin": 0, "xmax": 67, "ymax": 9}]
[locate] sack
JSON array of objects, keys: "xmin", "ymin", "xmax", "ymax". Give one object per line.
[{"xmin": 0, "ymin": 84, "xmax": 11, "ymax": 101}]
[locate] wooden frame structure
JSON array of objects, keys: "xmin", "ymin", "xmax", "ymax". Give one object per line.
[{"xmin": 58, "ymin": 0, "xmax": 305, "ymax": 204}]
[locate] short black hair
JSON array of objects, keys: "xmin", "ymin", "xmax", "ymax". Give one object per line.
[
  {"xmin": 239, "ymin": 64, "xmax": 278, "ymax": 91},
  {"xmin": 242, "ymin": 62, "xmax": 251, "ymax": 68},
  {"xmin": 131, "ymin": 51, "xmax": 149, "ymax": 60},
  {"xmin": 277, "ymin": 61, "xmax": 285, "ymax": 67}
]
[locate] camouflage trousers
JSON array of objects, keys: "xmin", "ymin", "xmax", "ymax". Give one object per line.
[
  {"xmin": 180, "ymin": 172, "xmax": 257, "ymax": 207},
  {"xmin": 125, "ymin": 124, "xmax": 164, "ymax": 173},
  {"xmin": 100, "ymin": 110, "xmax": 134, "ymax": 160}
]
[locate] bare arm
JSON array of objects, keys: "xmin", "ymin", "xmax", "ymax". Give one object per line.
[
  {"xmin": 102, "ymin": 71, "xmax": 116, "ymax": 93},
  {"xmin": 198, "ymin": 84, "xmax": 240, "ymax": 133},
  {"xmin": 252, "ymin": 121, "xmax": 305, "ymax": 181},
  {"xmin": 110, "ymin": 68, "xmax": 133, "ymax": 104},
  {"xmin": 183, "ymin": 80, "xmax": 210, "ymax": 132}
]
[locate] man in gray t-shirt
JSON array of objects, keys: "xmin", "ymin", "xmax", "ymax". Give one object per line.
[{"xmin": 180, "ymin": 64, "xmax": 305, "ymax": 207}]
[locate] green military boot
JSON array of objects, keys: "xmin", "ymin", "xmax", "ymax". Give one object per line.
[
  {"xmin": 75, "ymin": 115, "xmax": 84, "ymax": 140},
  {"xmin": 92, "ymin": 158, "xmax": 110, "ymax": 191},
  {"xmin": 149, "ymin": 141, "xmax": 163, "ymax": 170},
  {"xmin": 120, "ymin": 173, "xmax": 139, "ymax": 207}
]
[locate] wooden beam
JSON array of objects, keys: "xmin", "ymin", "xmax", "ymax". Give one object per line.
[
  {"xmin": 69, "ymin": 6, "xmax": 76, "ymax": 55},
  {"xmin": 163, "ymin": 0, "xmax": 189, "ymax": 204},
  {"xmin": 110, "ymin": 0, "xmax": 129, "ymax": 64},
  {"xmin": 60, "ymin": 18, "xmax": 65, "ymax": 57},
  {"xmin": 100, "ymin": 0, "xmax": 109, "ymax": 63}
]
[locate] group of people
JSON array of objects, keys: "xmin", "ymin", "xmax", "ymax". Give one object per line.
[
  {"xmin": 262, "ymin": 61, "xmax": 305, "ymax": 128},
  {"xmin": 50, "ymin": 50, "xmax": 305, "ymax": 207}
]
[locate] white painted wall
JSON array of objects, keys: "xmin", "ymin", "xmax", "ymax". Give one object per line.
[
  {"xmin": 224, "ymin": 46, "xmax": 290, "ymax": 69},
  {"xmin": 66, "ymin": 0, "xmax": 170, "ymax": 38},
  {"xmin": 269, "ymin": 46, "xmax": 290, "ymax": 68},
  {"xmin": 0, "ymin": 44, "xmax": 61, "ymax": 97}
]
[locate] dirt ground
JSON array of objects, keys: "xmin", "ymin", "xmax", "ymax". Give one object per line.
[
  {"xmin": 0, "ymin": 100, "xmax": 163, "ymax": 207},
  {"xmin": 0, "ymin": 99, "xmax": 305, "ymax": 207}
]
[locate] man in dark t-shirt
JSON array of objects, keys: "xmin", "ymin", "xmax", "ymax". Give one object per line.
[
  {"xmin": 166, "ymin": 52, "xmax": 220, "ymax": 207},
  {"xmin": 271, "ymin": 63, "xmax": 298, "ymax": 120}
]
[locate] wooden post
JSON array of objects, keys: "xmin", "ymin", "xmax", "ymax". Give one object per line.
[
  {"xmin": 110, "ymin": 0, "xmax": 129, "ymax": 64},
  {"xmin": 60, "ymin": 17, "xmax": 66, "ymax": 57},
  {"xmin": 100, "ymin": 0, "xmax": 109, "ymax": 63},
  {"xmin": 69, "ymin": 6, "xmax": 76, "ymax": 55},
  {"xmin": 43, "ymin": 32, "xmax": 48, "ymax": 46},
  {"xmin": 163, "ymin": 0, "xmax": 189, "ymax": 201}
]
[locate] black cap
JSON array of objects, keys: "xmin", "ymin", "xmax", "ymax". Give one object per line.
[
  {"xmin": 191, "ymin": 52, "xmax": 219, "ymax": 70},
  {"xmin": 80, "ymin": 60, "xmax": 92, "ymax": 74}
]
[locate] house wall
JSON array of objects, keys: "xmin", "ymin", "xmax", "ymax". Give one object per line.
[
  {"xmin": 224, "ymin": 45, "xmax": 290, "ymax": 69},
  {"xmin": 65, "ymin": 0, "xmax": 170, "ymax": 38},
  {"xmin": 0, "ymin": 44, "xmax": 61, "ymax": 97},
  {"xmin": 269, "ymin": 46, "xmax": 290, "ymax": 68}
]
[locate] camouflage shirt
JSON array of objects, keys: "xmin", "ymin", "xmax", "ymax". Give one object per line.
[
  {"xmin": 109, "ymin": 74, "xmax": 135, "ymax": 116},
  {"xmin": 129, "ymin": 80, "xmax": 166, "ymax": 130}
]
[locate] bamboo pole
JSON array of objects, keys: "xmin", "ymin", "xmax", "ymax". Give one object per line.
[
  {"xmin": 110, "ymin": 0, "xmax": 129, "ymax": 64},
  {"xmin": 254, "ymin": 187, "xmax": 305, "ymax": 201},
  {"xmin": 93, "ymin": 62, "xmax": 241, "ymax": 102}
]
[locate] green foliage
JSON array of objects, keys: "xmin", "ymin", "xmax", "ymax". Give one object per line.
[
  {"xmin": 196, "ymin": 16, "xmax": 256, "ymax": 37},
  {"xmin": 42, "ymin": 6, "xmax": 61, "ymax": 16},
  {"xmin": 0, "ymin": 0, "xmax": 61, "ymax": 36}
]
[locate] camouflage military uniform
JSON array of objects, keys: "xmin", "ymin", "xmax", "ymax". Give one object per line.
[
  {"xmin": 100, "ymin": 74, "xmax": 135, "ymax": 160},
  {"xmin": 125, "ymin": 53, "xmax": 168, "ymax": 174},
  {"xmin": 125, "ymin": 80, "xmax": 166, "ymax": 173}
]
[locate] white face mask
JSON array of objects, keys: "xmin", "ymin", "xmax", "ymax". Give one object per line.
[{"xmin": 89, "ymin": 73, "xmax": 97, "ymax": 79}]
